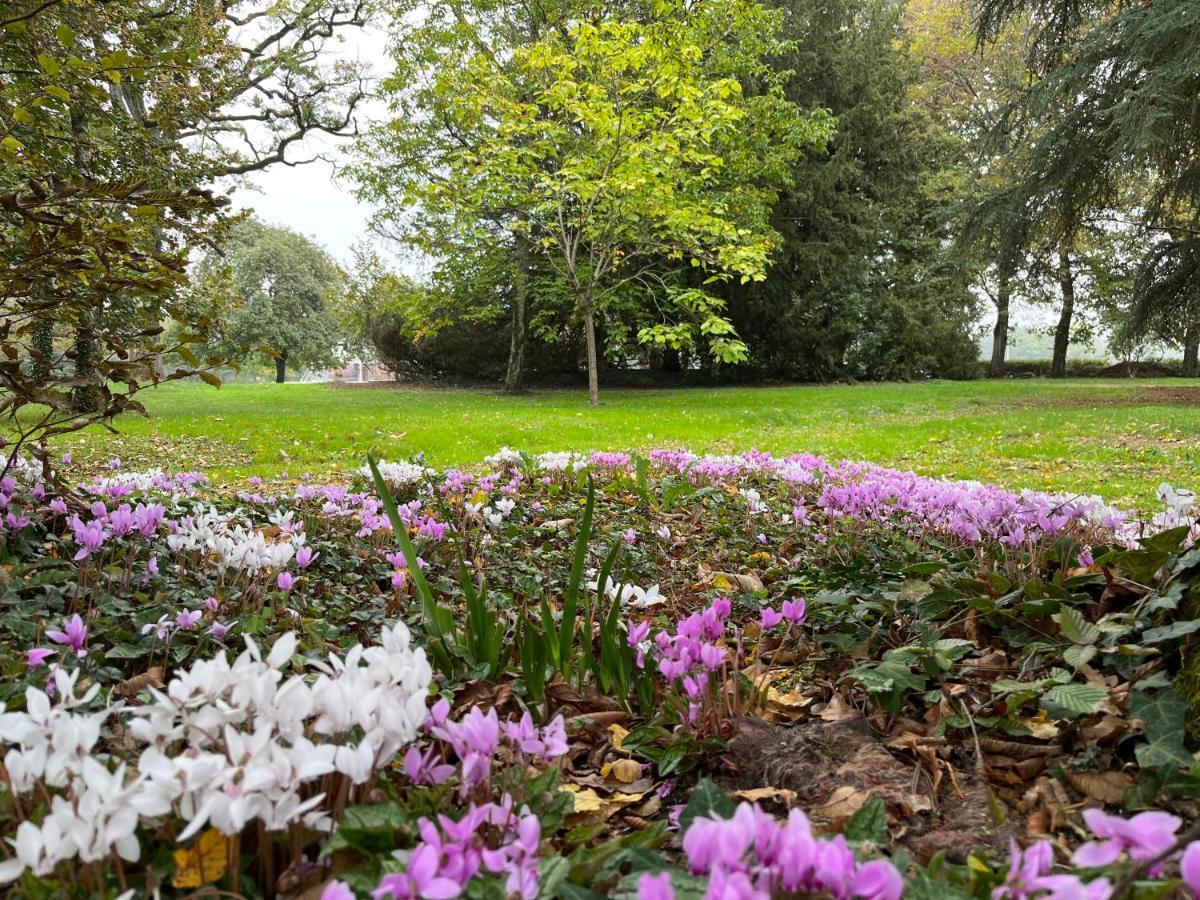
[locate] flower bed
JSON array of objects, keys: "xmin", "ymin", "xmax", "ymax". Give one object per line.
[{"xmin": 0, "ymin": 449, "xmax": 1198, "ymax": 898}]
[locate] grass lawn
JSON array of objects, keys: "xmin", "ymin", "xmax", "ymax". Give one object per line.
[{"xmin": 51, "ymin": 378, "xmax": 1200, "ymax": 507}]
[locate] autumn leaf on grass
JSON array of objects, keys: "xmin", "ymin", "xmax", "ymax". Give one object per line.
[{"xmin": 172, "ymin": 828, "xmax": 229, "ymax": 888}]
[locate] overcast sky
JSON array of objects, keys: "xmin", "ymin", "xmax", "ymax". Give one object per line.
[{"xmin": 230, "ymin": 24, "xmax": 397, "ymax": 267}]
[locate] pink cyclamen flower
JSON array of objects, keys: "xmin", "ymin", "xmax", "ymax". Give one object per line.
[
  {"xmin": 205, "ymin": 596, "xmax": 220, "ymax": 612},
  {"xmin": 1180, "ymin": 842, "xmax": 1200, "ymax": 897},
  {"xmin": 209, "ymin": 621, "xmax": 232, "ymax": 639},
  {"xmin": 48, "ymin": 498, "xmax": 68, "ymax": 516},
  {"xmin": 760, "ymin": 607, "xmax": 783, "ymax": 630},
  {"xmin": 277, "ymin": 571, "xmax": 296, "ymax": 592},
  {"xmin": 1073, "ymin": 809, "xmax": 1181, "ymax": 873},
  {"xmin": 46, "ymin": 614, "xmax": 87, "ymax": 657},
  {"xmin": 853, "ymin": 859, "xmax": 904, "ymax": 900},
  {"xmin": 321, "ymin": 882, "xmax": 354, "ymax": 900},
  {"xmin": 623, "ymin": 529, "xmax": 637, "ymax": 544},
  {"xmin": 26, "ymin": 647, "xmax": 54, "ymax": 668},
  {"xmin": 176, "ymin": 609, "xmax": 202, "ymax": 630},
  {"xmin": 71, "ymin": 518, "xmax": 107, "ymax": 560},
  {"xmin": 142, "ymin": 615, "xmax": 172, "ymax": 640},
  {"xmin": 637, "ymin": 871, "xmax": 675, "ymax": 900},
  {"xmin": 656, "ymin": 525, "xmax": 671, "ymax": 541},
  {"xmin": 403, "ymin": 745, "xmax": 455, "ymax": 786},
  {"xmin": 296, "ymin": 546, "xmax": 318, "ymax": 569},
  {"xmin": 781, "ymin": 599, "xmax": 806, "ymax": 625}
]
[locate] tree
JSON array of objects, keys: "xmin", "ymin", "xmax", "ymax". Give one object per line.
[
  {"xmin": 194, "ymin": 220, "xmax": 344, "ymax": 382},
  {"xmin": 359, "ymin": 0, "xmax": 831, "ymax": 404},
  {"xmin": 718, "ymin": 0, "xmax": 980, "ymax": 383},
  {"xmin": 1, "ymin": 0, "xmax": 372, "ymax": 471},
  {"xmin": 971, "ymin": 0, "xmax": 1200, "ymax": 362}
]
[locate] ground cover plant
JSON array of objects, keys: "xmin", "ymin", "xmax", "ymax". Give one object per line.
[
  {"xmin": 2, "ymin": 444, "xmax": 1200, "ymax": 899},
  {"xmin": 45, "ymin": 379, "xmax": 1200, "ymax": 505}
]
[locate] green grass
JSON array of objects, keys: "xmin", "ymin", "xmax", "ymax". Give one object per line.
[{"xmin": 51, "ymin": 378, "xmax": 1200, "ymax": 507}]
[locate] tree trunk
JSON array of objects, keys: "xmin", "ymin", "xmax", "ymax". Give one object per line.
[
  {"xmin": 584, "ymin": 307, "xmax": 600, "ymax": 405},
  {"xmin": 1184, "ymin": 324, "xmax": 1200, "ymax": 378},
  {"xmin": 275, "ymin": 351, "xmax": 288, "ymax": 384},
  {"xmin": 72, "ymin": 310, "xmax": 100, "ymax": 413},
  {"xmin": 30, "ymin": 315, "xmax": 53, "ymax": 383},
  {"xmin": 989, "ymin": 257, "xmax": 1013, "ymax": 378},
  {"xmin": 504, "ymin": 234, "xmax": 530, "ymax": 393},
  {"xmin": 1051, "ymin": 243, "xmax": 1076, "ymax": 378}
]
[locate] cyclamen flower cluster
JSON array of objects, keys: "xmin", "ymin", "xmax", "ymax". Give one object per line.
[
  {"xmin": 362, "ymin": 460, "xmax": 435, "ymax": 491},
  {"xmin": 375, "ymin": 798, "xmax": 542, "ymax": 900},
  {"xmin": 82, "ymin": 467, "xmax": 207, "ymax": 499},
  {"xmin": 166, "ymin": 506, "xmax": 303, "ymax": 573},
  {"xmin": 638, "ymin": 597, "xmax": 805, "ymax": 728},
  {"xmin": 639, "ymin": 802, "xmax": 902, "ymax": 900},
  {"xmin": 377, "ymin": 704, "xmax": 568, "ymax": 899},
  {"xmin": 0, "ymin": 623, "xmax": 432, "ymax": 884}
]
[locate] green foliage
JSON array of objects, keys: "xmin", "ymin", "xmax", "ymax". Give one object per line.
[
  {"xmin": 723, "ymin": 0, "xmax": 981, "ymax": 382},
  {"xmin": 357, "ymin": 0, "xmax": 832, "ymax": 400},
  {"xmin": 0, "ymin": 0, "xmax": 372, "ymax": 462},
  {"xmin": 190, "ymin": 219, "xmax": 345, "ymax": 382},
  {"xmin": 971, "ymin": 0, "xmax": 1200, "ymax": 357}
]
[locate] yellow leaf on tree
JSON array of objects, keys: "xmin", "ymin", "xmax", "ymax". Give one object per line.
[{"xmin": 172, "ymin": 828, "xmax": 229, "ymax": 888}]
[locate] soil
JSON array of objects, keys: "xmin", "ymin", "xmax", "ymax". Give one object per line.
[
  {"xmin": 723, "ymin": 716, "xmax": 1014, "ymax": 862},
  {"xmin": 1096, "ymin": 361, "xmax": 1179, "ymax": 378}
]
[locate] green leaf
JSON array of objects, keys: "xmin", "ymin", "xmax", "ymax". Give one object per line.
[
  {"xmin": 1130, "ymin": 688, "xmax": 1192, "ymax": 770},
  {"xmin": 678, "ymin": 778, "xmax": 734, "ymax": 833},
  {"xmin": 845, "ymin": 797, "xmax": 888, "ymax": 844},
  {"xmin": 1142, "ymin": 619, "xmax": 1200, "ymax": 644},
  {"xmin": 1062, "ymin": 644, "xmax": 1097, "ymax": 670},
  {"xmin": 1055, "ymin": 606, "xmax": 1100, "ymax": 645},
  {"xmin": 1040, "ymin": 683, "xmax": 1107, "ymax": 717},
  {"xmin": 36, "ymin": 53, "xmax": 60, "ymax": 75}
]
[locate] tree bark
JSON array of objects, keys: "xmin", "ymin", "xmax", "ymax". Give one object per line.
[
  {"xmin": 275, "ymin": 350, "xmax": 288, "ymax": 384},
  {"xmin": 584, "ymin": 306, "xmax": 600, "ymax": 405},
  {"xmin": 71, "ymin": 309, "xmax": 100, "ymax": 413},
  {"xmin": 989, "ymin": 251, "xmax": 1015, "ymax": 377},
  {"xmin": 504, "ymin": 233, "xmax": 530, "ymax": 393},
  {"xmin": 29, "ymin": 311, "xmax": 53, "ymax": 383},
  {"xmin": 1184, "ymin": 324, "xmax": 1200, "ymax": 378},
  {"xmin": 1051, "ymin": 242, "xmax": 1076, "ymax": 378}
]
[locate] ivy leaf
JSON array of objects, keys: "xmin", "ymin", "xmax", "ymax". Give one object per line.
[
  {"xmin": 679, "ymin": 778, "xmax": 734, "ymax": 833},
  {"xmin": 1142, "ymin": 619, "xmax": 1200, "ymax": 645},
  {"xmin": 1130, "ymin": 688, "xmax": 1192, "ymax": 770},
  {"xmin": 845, "ymin": 798, "xmax": 888, "ymax": 844}
]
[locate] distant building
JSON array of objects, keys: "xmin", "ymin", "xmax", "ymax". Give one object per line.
[{"xmin": 313, "ymin": 358, "xmax": 394, "ymax": 383}]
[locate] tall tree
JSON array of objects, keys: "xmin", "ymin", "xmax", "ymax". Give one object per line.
[
  {"xmin": 358, "ymin": 0, "xmax": 831, "ymax": 404},
  {"xmin": 971, "ymin": 0, "xmax": 1200, "ymax": 361},
  {"xmin": 193, "ymin": 220, "xmax": 345, "ymax": 382},
  {"xmin": 722, "ymin": 0, "xmax": 980, "ymax": 383},
  {"xmin": 1, "ymin": 0, "xmax": 372, "ymax": 466}
]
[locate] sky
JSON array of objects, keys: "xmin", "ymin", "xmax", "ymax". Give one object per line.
[{"xmin": 230, "ymin": 24, "xmax": 397, "ymax": 267}]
